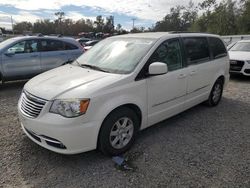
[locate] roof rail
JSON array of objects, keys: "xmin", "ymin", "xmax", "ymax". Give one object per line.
[
  {"xmin": 37, "ymin": 33, "xmax": 43, "ymax": 37},
  {"xmin": 169, "ymin": 31, "xmax": 211, "ymax": 34},
  {"xmin": 57, "ymin": 34, "xmax": 63, "ymax": 37}
]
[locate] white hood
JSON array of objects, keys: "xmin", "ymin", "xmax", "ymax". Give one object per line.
[
  {"xmin": 229, "ymin": 51, "xmax": 250, "ymax": 61},
  {"xmin": 24, "ymin": 65, "xmax": 119, "ymax": 100}
]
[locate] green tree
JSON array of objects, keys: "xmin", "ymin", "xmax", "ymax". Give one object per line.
[
  {"xmin": 103, "ymin": 16, "xmax": 114, "ymax": 33},
  {"xmin": 238, "ymin": 0, "xmax": 250, "ymax": 33},
  {"xmin": 154, "ymin": 1, "xmax": 197, "ymax": 32},
  {"xmin": 94, "ymin": 15, "xmax": 104, "ymax": 32},
  {"xmin": 191, "ymin": 0, "xmax": 217, "ymax": 32},
  {"xmin": 13, "ymin": 21, "xmax": 33, "ymax": 34},
  {"xmin": 154, "ymin": 6, "xmax": 184, "ymax": 31},
  {"xmin": 33, "ymin": 19, "xmax": 55, "ymax": 34},
  {"xmin": 182, "ymin": 1, "xmax": 198, "ymax": 31},
  {"xmin": 192, "ymin": 0, "xmax": 239, "ymax": 35},
  {"xmin": 55, "ymin": 11, "xmax": 65, "ymax": 34},
  {"xmin": 116, "ymin": 24, "xmax": 122, "ymax": 32}
]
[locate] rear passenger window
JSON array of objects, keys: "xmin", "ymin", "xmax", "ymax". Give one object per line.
[
  {"xmin": 183, "ymin": 37, "xmax": 210, "ymax": 64},
  {"xmin": 39, "ymin": 40, "xmax": 65, "ymax": 52},
  {"xmin": 149, "ymin": 39, "xmax": 183, "ymax": 71},
  {"xmin": 65, "ymin": 42, "xmax": 78, "ymax": 50},
  {"xmin": 208, "ymin": 37, "xmax": 227, "ymax": 59}
]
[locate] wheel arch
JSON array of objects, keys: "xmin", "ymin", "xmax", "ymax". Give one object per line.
[
  {"xmin": 96, "ymin": 103, "xmax": 143, "ymax": 148},
  {"xmin": 211, "ymin": 73, "xmax": 226, "ymax": 89},
  {"xmin": 110, "ymin": 103, "xmax": 142, "ymax": 127},
  {"xmin": 217, "ymin": 75, "xmax": 225, "ymax": 84},
  {"xmin": 100, "ymin": 103, "xmax": 142, "ymax": 129}
]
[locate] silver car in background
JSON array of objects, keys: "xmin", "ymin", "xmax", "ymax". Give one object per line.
[{"xmin": 0, "ymin": 35, "xmax": 83, "ymax": 83}]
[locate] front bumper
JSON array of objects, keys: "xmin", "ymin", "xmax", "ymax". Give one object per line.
[
  {"xmin": 230, "ymin": 60, "xmax": 250, "ymax": 76},
  {"xmin": 18, "ymin": 106, "xmax": 101, "ymax": 154}
]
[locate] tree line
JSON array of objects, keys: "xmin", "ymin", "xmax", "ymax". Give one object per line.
[
  {"xmin": 4, "ymin": 0, "xmax": 250, "ymax": 36},
  {"xmin": 153, "ymin": 0, "xmax": 250, "ymax": 35},
  {"xmin": 11, "ymin": 13, "xmax": 127, "ymax": 36}
]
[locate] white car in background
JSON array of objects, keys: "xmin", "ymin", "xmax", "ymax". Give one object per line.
[
  {"xmin": 18, "ymin": 32, "xmax": 229, "ymax": 155},
  {"xmin": 83, "ymin": 40, "xmax": 100, "ymax": 51},
  {"xmin": 228, "ymin": 40, "xmax": 250, "ymax": 76}
]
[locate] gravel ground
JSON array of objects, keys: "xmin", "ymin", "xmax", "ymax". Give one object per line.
[{"xmin": 0, "ymin": 75, "xmax": 250, "ymax": 188}]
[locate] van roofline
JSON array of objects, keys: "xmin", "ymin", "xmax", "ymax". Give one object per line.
[{"xmin": 111, "ymin": 32, "xmax": 220, "ymax": 40}]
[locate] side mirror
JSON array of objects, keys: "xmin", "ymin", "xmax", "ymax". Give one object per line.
[
  {"xmin": 148, "ymin": 62, "xmax": 168, "ymax": 76},
  {"xmin": 4, "ymin": 51, "xmax": 15, "ymax": 57}
]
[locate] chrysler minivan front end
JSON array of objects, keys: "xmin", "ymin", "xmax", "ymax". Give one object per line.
[
  {"xmin": 18, "ymin": 91, "xmax": 101, "ymax": 154},
  {"xmin": 17, "ymin": 65, "xmax": 124, "ymax": 154},
  {"xmin": 18, "ymin": 36, "xmax": 154, "ymax": 154}
]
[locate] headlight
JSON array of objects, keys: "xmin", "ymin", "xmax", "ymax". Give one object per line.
[
  {"xmin": 247, "ymin": 60, "xmax": 250, "ymax": 64},
  {"xmin": 50, "ymin": 99, "xmax": 90, "ymax": 118}
]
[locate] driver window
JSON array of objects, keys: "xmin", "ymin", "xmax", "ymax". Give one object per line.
[
  {"xmin": 149, "ymin": 39, "xmax": 183, "ymax": 71},
  {"xmin": 7, "ymin": 40, "xmax": 38, "ymax": 54}
]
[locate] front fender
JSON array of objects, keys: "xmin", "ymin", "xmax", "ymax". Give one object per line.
[{"xmin": 92, "ymin": 80, "xmax": 148, "ymax": 133}]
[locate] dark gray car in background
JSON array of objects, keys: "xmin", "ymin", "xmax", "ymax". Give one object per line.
[{"xmin": 0, "ymin": 35, "xmax": 83, "ymax": 83}]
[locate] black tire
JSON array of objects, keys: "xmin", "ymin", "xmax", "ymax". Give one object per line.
[
  {"xmin": 98, "ymin": 107, "xmax": 140, "ymax": 156},
  {"xmin": 206, "ymin": 79, "xmax": 224, "ymax": 107}
]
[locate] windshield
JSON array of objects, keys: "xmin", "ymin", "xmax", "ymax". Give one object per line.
[
  {"xmin": 230, "ymin": 42, "xmax": 250, "ymax": 52},
  {"xmin": 76, "ymin": 37, "xmax": 154, "ymax": 74},
  {"xmin": 0, "ymin": 38, "xmax": 16, "ymax": 49}
]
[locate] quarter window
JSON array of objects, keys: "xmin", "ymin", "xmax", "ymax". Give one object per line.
[
  {"xmin": 183, "ymin": 37, "xmax": 210, "ymax": 64},
  {"xmin": 39, "ymin": 39, "xmax": 64, "ymax": 52},
  {"xmin": 149, "ymin": 39, "xmax": 183, "ymax": 71},
  {"xmin": 209, "ymin": 37, "xmax": 227, "ymax": 59},
  {"xmin": 7, "ymin": 40, "xmax": 38, "ymax": 54},
  {"xmin": 65, "ymin": 42, "xmax": 78, "ymax": 50}
]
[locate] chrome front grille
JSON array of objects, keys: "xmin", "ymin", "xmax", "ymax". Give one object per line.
[
  {"xmin": 20, "ymin": 91, "xmax": 47, "ymax": 118},
  {"xmin": 230, "ymin": 60, "xmax": 245, "ymax": 72}
]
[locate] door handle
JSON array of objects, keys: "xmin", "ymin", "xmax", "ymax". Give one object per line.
[
  {"xmin": 178, "ymin": 74, "xmax": 187, "ymax": 79},
  {"xmin": 190, "ymin": 70, "xmax": 197, "ymax": 76}
]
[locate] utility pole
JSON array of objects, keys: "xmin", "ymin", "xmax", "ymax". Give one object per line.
[
  {"xmin": 11, "ymin": 16, "xmax": 14, "ymax": 35},
  {"xmin": 132, "ymin": 18, "xmax": 136, "ymax": 29}
]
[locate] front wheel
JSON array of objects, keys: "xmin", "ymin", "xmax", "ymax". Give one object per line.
[
  {"xmin": 98, "ymin": 107, "xmax": 139, "ymax": 156},
  {"xmin": 206, "ymin": 79, "xmax": 224, "ymax": 106}
]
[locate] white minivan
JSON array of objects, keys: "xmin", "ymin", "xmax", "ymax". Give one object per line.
[{"xmin": 18, "ymin": 32, "xmax": 229, "ymax": 155}]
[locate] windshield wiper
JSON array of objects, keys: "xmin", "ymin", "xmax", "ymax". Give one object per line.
[
  {"xmin": 80, "ymin": 64, "xmax": 110, "ymax": 73},
  {"xmin": 75, "ymin": 59, "xmax": 81, "ymax": 66},
  {"xmin": 74, "ymin": 60, "xmax": 110, "ymax": 73}
]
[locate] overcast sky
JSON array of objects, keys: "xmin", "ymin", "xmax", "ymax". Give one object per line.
[{"xmin": 0, "ymin": 0, "xmax": 205, "ymax": 30}]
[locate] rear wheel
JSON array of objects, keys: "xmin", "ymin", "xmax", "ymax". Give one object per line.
[
  {"xmin": 98, "ymin": 107, "xmax": 139, "ymax": 156},
  {"xmin": 206, "ymin": 79, "xmax": 224, "ymax": 106}
]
